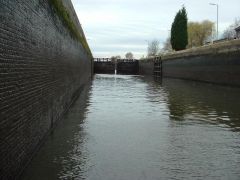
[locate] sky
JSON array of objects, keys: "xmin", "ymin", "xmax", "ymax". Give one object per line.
[{"xmin": 72, "ymin": 0, "xmax": 240, "ymax": 58}]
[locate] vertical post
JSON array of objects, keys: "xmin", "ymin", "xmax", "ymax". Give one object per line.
[
  {"xmin": 160, "ymin": 56, "xmax": 162, "ymax": 78},
  {"xmin": 217, "ymin": 4, "xmax": 218, "ymax": 40},
  {"xmin": 115, "ymin": 58, "xmax": 117, "ymax": 74},
  {"xmin": 92, "ymin": 57, "xmax": 94, "ymax": 78},
  {"xmin": 210, "ymin": 3, "xmax": 219, "ymax": 40}
]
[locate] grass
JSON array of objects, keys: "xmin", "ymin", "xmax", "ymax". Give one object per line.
[{"xmin": 49, "ymin": 0, "xmax": 92, "ymax": 56}]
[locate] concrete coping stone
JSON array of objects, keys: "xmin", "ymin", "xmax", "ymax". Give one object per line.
[{"xmin": 162, "ymin": 39, "xmax": 240, "ymax": 61}]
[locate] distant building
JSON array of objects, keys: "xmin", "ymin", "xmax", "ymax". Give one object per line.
[{"xmin": 235, "ymin": 26, "xmax": 240, "ymax": 39}]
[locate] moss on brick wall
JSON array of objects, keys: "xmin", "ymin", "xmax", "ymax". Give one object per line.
[{"xmin": 49, "ymin": 0, "xmax": 92, "ymax": 56}]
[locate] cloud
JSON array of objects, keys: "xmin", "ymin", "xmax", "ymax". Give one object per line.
[{"xmin": 72, "ymin": 0, "xmax": 240, "ymax": 58}]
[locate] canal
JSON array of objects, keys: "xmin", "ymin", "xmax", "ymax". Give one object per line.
[{"xmin": 22, "ymin": 74, "xmax": 240, "ymax": 180}]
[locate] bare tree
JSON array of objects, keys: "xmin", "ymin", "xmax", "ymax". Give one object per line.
[
  {"xmin": 147, "ymin": 39, "xmax": 159, "ymax": 57},
  {"xmin": 125, "ymin": 52, "xmax": 134, "ymax": 59},
  {"xmin": 222, "ymin": 18, "xmax": 240, "ymax": 40},
  {"xmin": 116, "ymin": 55, "xmax": 121, "ymax": 59},
  {"xmin": 162, "ymin": 37, "xmax": 172, "ymax": 53},
  {"xmin": 110, "ymin": 55, "xmax": 121, "ymax": 62}
]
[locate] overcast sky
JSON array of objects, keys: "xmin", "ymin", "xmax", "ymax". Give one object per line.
[{"xmin": 72, "ymin": 0, "xmax": 240, "ymax": 58}]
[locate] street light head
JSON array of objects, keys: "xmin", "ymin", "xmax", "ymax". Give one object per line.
[{"xmin": 209, "ymin": 3, "xmax": 217, "ymax": 5}]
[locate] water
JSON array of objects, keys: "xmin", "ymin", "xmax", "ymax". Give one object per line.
[{"xmin": 22, "ymin": 74, "xmax": 240, "ymax": 180}]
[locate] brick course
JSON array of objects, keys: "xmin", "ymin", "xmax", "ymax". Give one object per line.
[{"xmin": 0, "ymin": 0, "xmax": 92, "ymax": 179}]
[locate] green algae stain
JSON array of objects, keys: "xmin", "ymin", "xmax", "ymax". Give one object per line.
[{"xmin": 49, "ymin": 0, "xmax": 92, "ymax": 56}]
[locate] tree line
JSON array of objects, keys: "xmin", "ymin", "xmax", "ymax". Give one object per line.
[
  {"xmin": 147, "ymin": 6, "xmax": 239, "ymax": 57},
  {"xmin": 110, "ymin": 52, "xmax": 134, "ymax": 61},
  {"xmin": 111, "ymin": 7, "xmax": 239, "ymax": 59}
]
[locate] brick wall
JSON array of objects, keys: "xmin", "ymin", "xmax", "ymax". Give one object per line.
[
  {"xmin": 139, "ymin": 40, "xmax": 240, "ymax": 86},
  {"xmin": 162, "ymin": 40, "xmax": 240, "ymax": 86},
  {"xmin": 0, "ymin": 0, "xmax": 92, "ymax": 179}
]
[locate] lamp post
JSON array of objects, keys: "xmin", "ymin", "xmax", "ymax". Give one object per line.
[
  {"xmin": 145, "ymin": 40, "xmax": 149, "ymax": 57},
  {"xmin": 209, "ymin": 3, "xmax": 219, "ymax": 40}
]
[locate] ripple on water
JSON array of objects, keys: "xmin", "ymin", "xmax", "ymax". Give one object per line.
[{"xmin": 21, "ymin": 75, "xmax": 240, "ymax": 180}]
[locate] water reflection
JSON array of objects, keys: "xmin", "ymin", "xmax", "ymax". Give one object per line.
[
  {"xmin": 140, "ymin": 76, "xmax": 240, "ymax": 179},
  {"xmin": 139, "ymin": 76, "xmax": 240, "ymax": 131},
  {"xmin": 22, "ymin": 75, "xmax": 240, "ymax": 180},
  {"xmin": 21, "ymin": 83, "xmax": 92, "ymax": 180},
  {"xmin": 163, "ymin": 78, "xmax": 240, "ymax": 131}
]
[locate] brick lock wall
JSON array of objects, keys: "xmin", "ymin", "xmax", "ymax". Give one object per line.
[
  {"xmin": 162, "ymin": 46, "xmax": 240, "ymax": 86},
  {"xmin": 0, "ymin": 0, "xmax": 92, "ymax": 179},
  {"xmin": 139, "ymin": 40, "xmax": 240, "ymax": 86}
]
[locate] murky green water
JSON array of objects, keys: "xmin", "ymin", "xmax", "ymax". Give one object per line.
[{"xmin": 22, "ymin": 74, "xmax": 240, "ymax": 180}]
